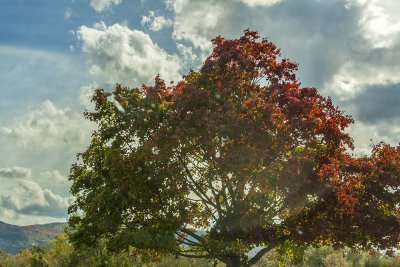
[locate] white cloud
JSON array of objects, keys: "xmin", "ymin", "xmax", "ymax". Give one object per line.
[
  {"xmin": 77, "ymin": 22, "xmax": 183, "ymax": 86},
  {"xmin": 40, "ymin": 170, "xmax": 70, "ymax": 185},
  {"xmin": 165, "ymin": 0, "xmax": 282, "ymax": 53},
  {"xmin": 90, "ymin": 0, "xmax": 122, "ymax": 12},
  {"xmin": 64, "ymin": 8, "xmax": 72, "ymax": 20},
  {"xmin": 0, "ymin": 167, "xmax": 32, "ymax": 179},
  {"xmin": 79, "ymin": 83, "xmax": 98, "ymax": 111},
  {"xmin": 239, "ymin": 0, "xmax": 282, "ymax": 7},
  {"xmin": 0, "ymin": 180, "xmax": 72, "ymax": 218},
  {"xmin": 0, "ymin": 46, "xmax": 93, "ymax": 224},
  {"xmin": 0, "ymin": 46, "xmax": 88, "ymax": 118},
  {"xmin": 176, "ymin": 43, "xmax": 198, "ymax": 63},
  {"xmin": 166, "ymin": 0, "xmax": 227, "ymax": 53},
  {"xmin": 0, "ymin": 99, "xmax": 94, "ymax": 189},
  {"xmin": 323, "ymin": 57, "xmax": 400, "ymax": 99},
  {"xmin": 141, "ymin": 11, "xmax": 173, "ymax": 31},
  {"xmin": 1, "ymin": 100, "xmax": 93, "ymax": 149},
  {"xmin": 346, "ymin": 120, "xmax": 400, "ymax": 156},
  {"xmin": 357, "ymin": 0, "xmax": 400, "ymax": 48}
]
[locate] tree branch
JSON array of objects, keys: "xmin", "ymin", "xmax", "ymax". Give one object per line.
[
  {"xmin": 178, "ymin": 226, "xmax": 207, "ymax": 245},
  {"xmin": 174, "ymin": 234, "xmax": 203, "ymax": 247},
  {"xmin": 176, "ymin": 252, "xmax": 209, "ymax": 258},
  {"xmin": 247, "ymin": 246, "xmax": 273, "ymax": 266},
  {"xmin": 221, "ymin": 179, "xmax": 236, "ymax": 213},
  {"xmin": 177, "ymin": 154, "xmax": 224, "ymax": 218}
]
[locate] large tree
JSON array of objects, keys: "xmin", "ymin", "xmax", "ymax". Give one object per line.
[{"xmin": 68, "ymin": 30, "xmax": 400, "ymax": 267}]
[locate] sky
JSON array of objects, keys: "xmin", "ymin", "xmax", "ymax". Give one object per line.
[{"xmin": 0, "ymin": 0, "xmax": 400, "ymax": 226}]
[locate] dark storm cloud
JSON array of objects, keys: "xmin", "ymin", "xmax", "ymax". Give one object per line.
[
  {"xmin": 346, "ymin": 83, "xmax": 400, "ymax": 124},
  {"xmin": 259, "ymin": 0, "xmax": 365, "ymax": 88}
]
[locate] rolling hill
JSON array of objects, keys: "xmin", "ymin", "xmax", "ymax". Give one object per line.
[{"xmin": 0, "ymin": 221, "xmax": 65, "ymax": 255}]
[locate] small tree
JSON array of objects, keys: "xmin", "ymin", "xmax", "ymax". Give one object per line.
[
  {"xmin": 0, "ymin": 249, "xmax": 11, "ymax": 267},
  {"xmin": 68, "ymin": 30, "xmax": 400, "ymax": 267}
]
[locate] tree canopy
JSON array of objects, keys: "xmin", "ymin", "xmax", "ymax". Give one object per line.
[{"xmin": 68, "ymin": 30, "xmax": 400, "ymax": 267}]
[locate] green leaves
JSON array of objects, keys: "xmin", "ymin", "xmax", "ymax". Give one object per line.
[{"xmin": 276, "ymin": 240, "xmax": 306, "ymax": 266}]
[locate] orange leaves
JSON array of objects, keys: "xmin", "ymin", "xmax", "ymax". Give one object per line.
[{"xmin": 205, "ymin": 29, "xmax": 295, "ymax": 93}]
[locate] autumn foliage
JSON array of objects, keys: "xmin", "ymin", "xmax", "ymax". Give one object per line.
[{"xmin": 68, "ymin": 30, "xmax": 400, "ymax": 267}]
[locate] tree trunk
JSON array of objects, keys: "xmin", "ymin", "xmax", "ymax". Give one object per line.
[
  {"xmin": 225, "ymin": 256, "xmax": 247, "ymax": 267},
  {"xmin": 223, "ymin": 244, "xmax": 276, "ymax": 266}
]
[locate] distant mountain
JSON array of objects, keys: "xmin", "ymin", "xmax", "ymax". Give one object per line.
[{"xmin": 0, "ymin": 221, "xmax": 65, "ymax": 255}]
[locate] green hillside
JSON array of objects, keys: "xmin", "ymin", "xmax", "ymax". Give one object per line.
[{"xmin": 0, "ymin": 221, "xmax": 64, "ymax": 255}]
